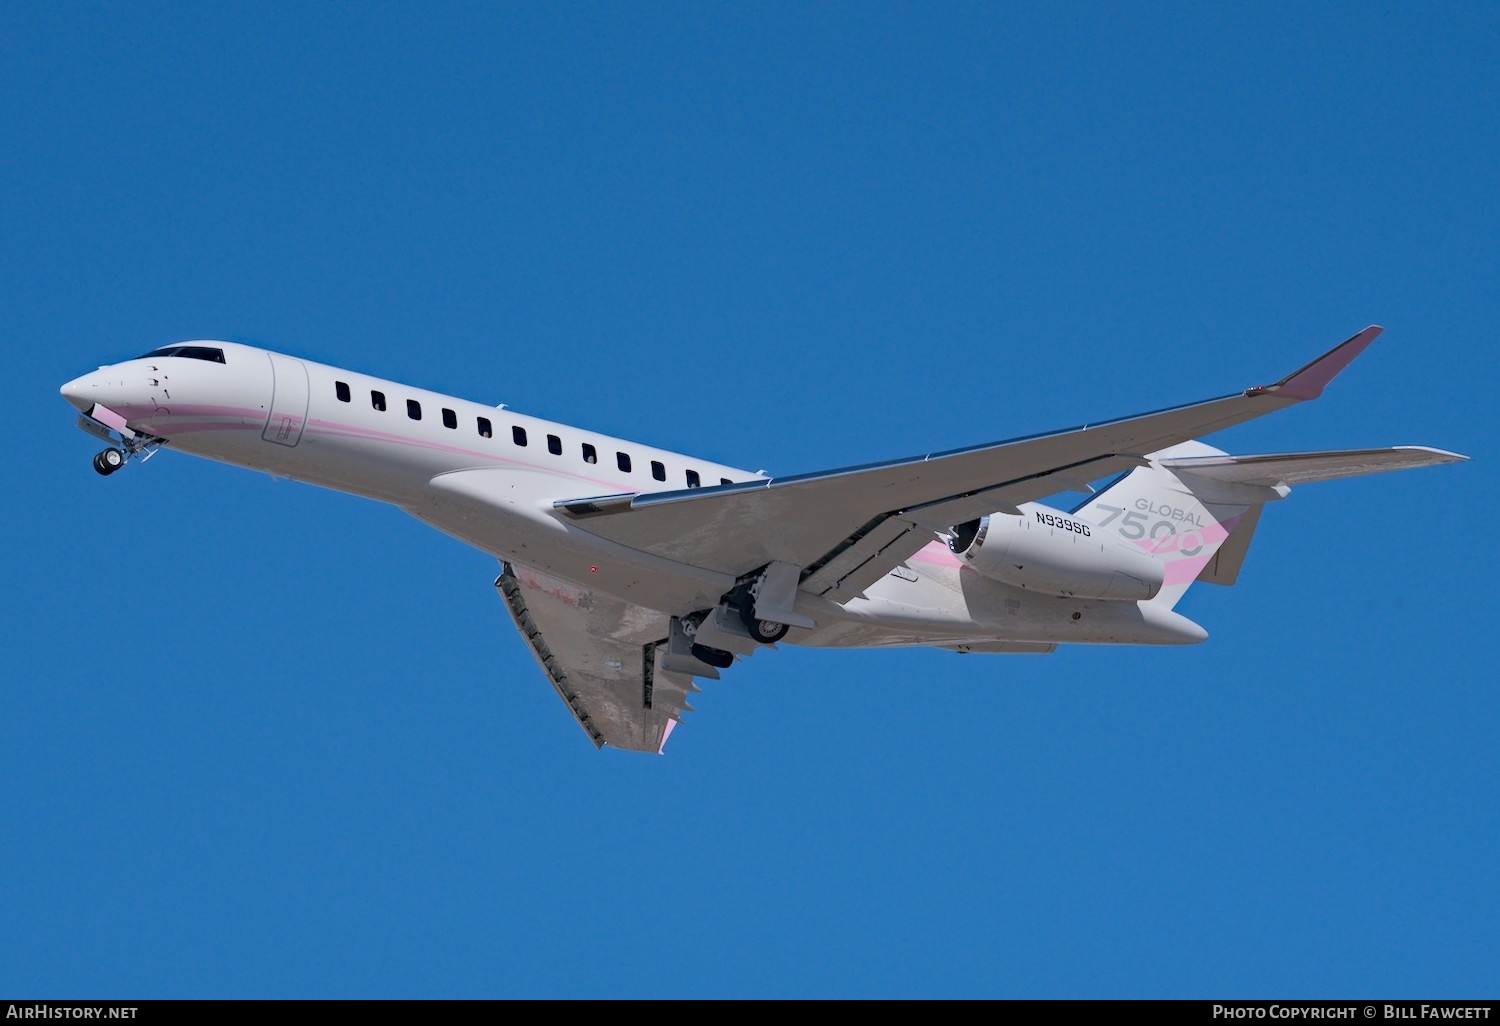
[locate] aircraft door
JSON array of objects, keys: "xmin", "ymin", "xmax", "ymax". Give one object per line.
[{"xmin": 262, "ymin": 353, "xmax": 309, "ymax": 447}]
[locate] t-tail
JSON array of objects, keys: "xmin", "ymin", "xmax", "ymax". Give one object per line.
[{"xmin": 1077, "ymin": 439, "xmax": 1466, "ymax": 611}]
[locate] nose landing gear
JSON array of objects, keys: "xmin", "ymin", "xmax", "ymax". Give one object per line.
[
  {"xmin": 92, "ymin": 448, "xmax": 126, "ymax": 476},
  {"xmin": 75, "ymin": 409, "xmax": 164, "ymax": 478},
  {"xmin": 87, "ymin": 436, "xmax": 161, "ymax": 476}
]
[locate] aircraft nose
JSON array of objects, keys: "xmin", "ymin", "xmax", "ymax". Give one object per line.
[{"xmin": 60, "ymin": 372, "xmax": 100, "ymax": 412}]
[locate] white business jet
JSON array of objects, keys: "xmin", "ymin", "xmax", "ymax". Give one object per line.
[{"xmin": 59, "ymin": 326, "xmax": 1465, "ymax": 753}]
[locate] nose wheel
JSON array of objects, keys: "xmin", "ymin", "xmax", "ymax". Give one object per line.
[
  {"xmin": 79, "ymin": 420, "xmax": 164, "ymax": 477},
  {"xmin": 93, "ymin": 448, "xmax": 126, "ymax": 476}
]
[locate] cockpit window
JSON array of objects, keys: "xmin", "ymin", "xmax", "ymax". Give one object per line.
[{"xmin": 136, "ymin": 345, "xmax": 227, "ymax": 364}]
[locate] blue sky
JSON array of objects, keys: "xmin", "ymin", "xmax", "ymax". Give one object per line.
[{"xmin": 4, "ymin": 2, "xmax": 1495, "ymax": 999}]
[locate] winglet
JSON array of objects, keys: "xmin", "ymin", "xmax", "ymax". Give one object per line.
[{"xmin": 1248, "ymin": 325, "xmax": 1384, "ymax": 401}]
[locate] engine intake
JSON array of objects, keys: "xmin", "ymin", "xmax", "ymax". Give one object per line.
[{"xmin": 950, "ymin": 511, "xmax": 1164, "ymax": 601}]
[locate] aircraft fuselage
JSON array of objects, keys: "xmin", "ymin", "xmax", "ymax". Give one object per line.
[{"xmin": 59, "ymin": 341, "xmax": 1210, "ymax": 649}]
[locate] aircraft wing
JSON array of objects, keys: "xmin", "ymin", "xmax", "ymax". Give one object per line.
[
  {"xmin": 555, "ymin": 326, "xmax": 1389, "ymax": 602},
  {"xmin": 495, "ymin": 561, "xmax": 698, "ymax": 753}
]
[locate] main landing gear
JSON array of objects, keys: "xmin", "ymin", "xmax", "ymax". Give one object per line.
[
  {"xmin": 733, "ymin": 561, "xmax": 814, "ymax": 645},
  {"xmin": 738, "ymin": 600, "xmax": 790, "ymax": 644},
  {"xmin": 690, "ymin": 644, "xmax": 735, "ymax": 669},
  {"xmin": 661, "ymin": 563, "xmax": 815, "ymax": 679}
]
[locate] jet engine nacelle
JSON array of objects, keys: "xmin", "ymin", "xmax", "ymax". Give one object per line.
[{"xmin": 950, "ymin": 511, "xmax": 1165, "ymax": 601}]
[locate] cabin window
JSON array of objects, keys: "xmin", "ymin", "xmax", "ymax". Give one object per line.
[
  {"xmin": 371, "ymin": 390, "xmax": 387, "ymax": 412},
  {"xmin": 617, "ymin": 452, "xmax": 632, "ymax": 473},
  {"xmin": 547, "ymin": 434, "xmax": 562, "ymax": 455},
  {"xmin": 721, "ymin": 478, "xmax": 732, "ymax": 485},
  {"xmin": 686, "ymin": 469, "xmax": 701, "ymax": 488},
  {"xmin": 477, "ymin": 417, "xmax": 492, "ymax": 438},
  {"xmin": 442, "ymin": 408, "xmax": 457, "ymax": 429},
  {"xmin": 512, "ymin": 426, "xmax": 528, "ymax": 446},
  {"xmin": 582, "ymin": 443, "xmax": 597, "ymax": 464},
  {"xmin": 335, "ymin": 381, "xmax": 351, "ymax": 403},
  {"xmin": 407, "ymin": 399, "xmax": 422, "ymax": 420},
  {"xmin": 651, "ymin": 460, "xmax": 666, "ymax": 482}
]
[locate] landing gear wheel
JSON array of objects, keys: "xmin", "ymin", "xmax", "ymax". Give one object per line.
[
  {"xmin": 751, "ymin": 618, "xmax": 789, "ymax": 644},
  {"xmin": 738, "ymin": 600, "xmax": 790, "ymax": 644},
  {"xmin": 93, "ymin": 448, "xmax": 125, "ymax": 475},
  {"xmin": 690, "ymin": 644, "xmax": 735, "ymax": 669}
]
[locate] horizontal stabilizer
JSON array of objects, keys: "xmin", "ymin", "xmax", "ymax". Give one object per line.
[{"xmin": 1159, "ymin": 446, "xmax": 1467, "ymax": 487}]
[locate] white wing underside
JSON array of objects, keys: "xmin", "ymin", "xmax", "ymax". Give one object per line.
[{"xmin": 495, "ymin": 562, "xmax": 700, "ymax": 753}]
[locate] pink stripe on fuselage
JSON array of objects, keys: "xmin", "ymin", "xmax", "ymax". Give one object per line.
[
  {"xmin": 157, "ymin": 404, "xmax": 266, "ymax": 418},
  {"xmin": 305, "ymin": 420, "xmax": 627, "ymax": 489},
  {"xmin": 152, "ymin": 404, "xmax": 746, "ymax": 496},
  {"xmin": 155, "ymin": 422, "xmax": 261, "ymax": 435}
]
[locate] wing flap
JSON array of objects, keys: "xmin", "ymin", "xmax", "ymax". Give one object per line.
[{"xmin": 800, "ymin": 515, "xmax": 931, "ymax": 599}]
